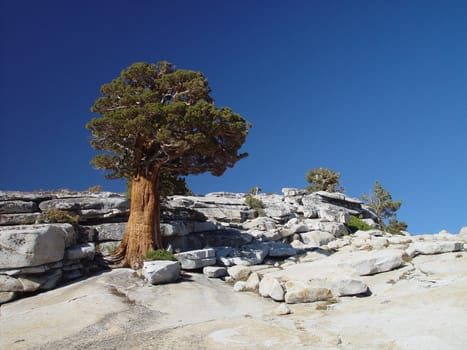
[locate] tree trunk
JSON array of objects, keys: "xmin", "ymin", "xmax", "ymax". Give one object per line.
[{"xmin": 112, "ymin": 171, "xmax": 163, "ymax": 269}]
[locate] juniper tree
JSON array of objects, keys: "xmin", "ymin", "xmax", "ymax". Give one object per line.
[{"xmin": 87, "ymin": 61, "xmax": 251, "ymax": 268}]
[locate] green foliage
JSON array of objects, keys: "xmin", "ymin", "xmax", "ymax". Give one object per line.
[
  {"xmin": 347, "ymin": 215, "xmax": 372, "ymax": 232},
  {"xmin": 142, "ymin": 249, "xmax": 177, "ymax": 261},
  {"xmin": 126, "ymin": 175, "xmax": 192, "ymax": 199},
  {"xmin": 245, "ymin": 195, "xmax": 265, "ymax": 217},
  {"xmin": 104, "ymin": 242, "xmax": 118, "ymax": 256},
  {"xmin": 248, "ymin": 186, "xmax": 261, "ymax": 195},
  {"xmin": 86, "ymin": 61, "xmax": 251, "ymax": 182},
  {"xmin": 362, "ymin": 181, "xmax": 406, "ymax": 231},
  {"xmin": 38, "ymin": 209, "xmax": 79, "ymax": 224},
  {"xmin": 160, "ymin": 175, "xmax": 193, "ymax": 197},
  {"xmin": 305, "ymin": 168, "xmax": 344, "ymax": 193},
  {"xmin": 386, "ymin": 217, "xmax": 408, "ymax": 235}
]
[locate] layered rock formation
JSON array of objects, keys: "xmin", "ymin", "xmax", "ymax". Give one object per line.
[{"xmin": 1, "ymin": 189, "xmax": 465, "ymax": 306}]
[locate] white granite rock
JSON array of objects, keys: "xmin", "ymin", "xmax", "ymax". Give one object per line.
[
  {"xmin": 203, "ymin": 266, "xmax": 227, "ymax": 278},
  {"xmin": 258, "ymin": 275, "xmax": 285, "ymax": 301},
  {"xmin": 245, "ymin": 272, "xmax": 260, "ymax": 291},
  {"xmin": 174, "ymin": 248, "xmax": 217, "ymax": 269},
  {"xmin": 142, "ymin": 260, "xmax": 180, "ymax": 285},
  {"xmin": 233, "ymin": 281, "xmax": 248, "ymax": 292},
  {"xmin": 406, "ymin": 241, "xmax": 464, "ymax": 258},
  {"xmin": 300, "ymin": 231, "xmax": 335, "ymax": 246},
  {"xmin": 339, "ymin": 249, "xmax": 405, "ymax": 276},
  {"xmin": 274, "ymin": 302, "xmax": 292, "ymax": 315},
  {"xmin": 227, "ymin": 265, "xmax": 251, "ymax": 280},
  {"xmin": 0, "ymin": 224, "xmax": 73, "ymax": 269},
  {"xmin": 284, "ymin": 280, "xmax": 333, "ymax": 304},
  {"xmin": 65, "ymin": 243, "xmax": 95, "ymax": 261}
]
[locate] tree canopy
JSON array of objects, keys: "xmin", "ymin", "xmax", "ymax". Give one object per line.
[
  {"xmin": 87, "ymin": 61, "xmax": 250, "ymax": 181},
  {"xmin": 362, "ymin": 181, "xmax": 407, "ymax": 233},
  {"xmin": 305, "ymin": 167, "xmax": 344, "ymax": 193}
]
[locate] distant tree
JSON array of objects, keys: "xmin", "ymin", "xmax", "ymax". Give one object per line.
[
  {"xmin": 248, "ymin": 186, "xmax": 261, "ymax": 195},
  {"xmin": 362, "ymin": 181, "xmax": 406, "ymax": 232},
  {"xmin": 386, "ymin": 217, "xmax": 408, "ymax": 235},
  {"xmin": 305, "ymin": 167, "xmax": 344, "ymax": 193},
  {"xmin": 87, "ymin": 61, "xmax": 251, "ymax": 268}
]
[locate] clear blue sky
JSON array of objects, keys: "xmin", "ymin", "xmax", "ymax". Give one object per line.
[{"xmin": 1, "ymin": 0, "xmax": 466, "ymax": 234}]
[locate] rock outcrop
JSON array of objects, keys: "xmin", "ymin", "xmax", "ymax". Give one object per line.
[{"xmin": 0, "ymin": 189, "xmax": 465, "ymax": 305}]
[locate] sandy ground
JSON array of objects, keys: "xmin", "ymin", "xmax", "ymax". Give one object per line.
[{"xmin": 1, "ymin": 252, "xmax": 466, "ymax": 350}]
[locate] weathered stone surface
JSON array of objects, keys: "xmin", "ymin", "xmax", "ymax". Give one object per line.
[
  {"xmin": 260, "ymin": 258, "xmax": 369, "ymax": 299},
  {"xmin": 0, "ymin": 291, "xmax": 16, "ymax": 304},
  {"xmin": 39, "ymin": 196, "xmax": 129, "ymax": 222},
  {"xmin": 0, "ymin": 261, "xmax": 63, "ymax": 276},
  {"xmin": 0, "ymin": 191, "xmax": 54, "ymax": 202},
  {"xmin": 227, "ymin": 265, "xmax": 252, "ymax": 280},
  {"xmin": 330, "ymin": 277, "xmax": 368, "ymax": 297},
  {"xmin": 97, "ymin": 241, "xmax": 120, "ymax": 256},
  {"xmin": 175, "ymin": 248, "xmax": 217, "ymax": 269},
  {"xmin": 300, "ymin": 230, "xmax": 335, "ymax": 246},
  {"xmin": 37, "ymin": 269, "xmax": 63, "ymax": 290},
  {"xmin": 367, "ymin": 237, "xmax": 389, "ymax": 250},
  {"xmin": 242, "ymin": 217, "xmax": 278, "ymax": 231},
  {"xmin": 219, "ymin": 244, "xmax": 269, "ymax": 266},
  {"xmin": 39, "ymin": 196, "xmax": 129, "ymax": 211},
  {"xmin": 142, "ymin": 260, "xmax": 180, "ymax": 285},
  {"xmin": 245, "ymin": 272, "xmax": 260, "ymax": 291},
  {"xmin": 0, "ymin": 224, "xmax": 74, "ymax": 269},
  {"xmin": 284, "ymin": 280, "xmax": 333, "ymax": 304},
  {"xmin": 0, "ymin": 200, "xmax": 38, "ymax": 214},
  {"xmin": 203, "ymin": 266, "xmax": 227, "ymax": 278},
  {"xmin": 406, "ymin": 241, "xmax": 464, "ymax": 257},
  {"xmin": 339, "ymin": 249, "xmax": 405, "ymax": 276},
  {"xmin": 65, "ymin": 243, "xmax": 96, "ymax": 261},
  {"xmin": 274, "ymin": 302, "xmax": 292, "ymax": 315},
  {"xmin": 0, "ymin": 275, "xmax": 23, "ymax": 291},
  {"xmin": 168, "ymin": 194, "xmax": 253, "ymax": 223},
  {"xmin": 318, "ymin": 208, "xmax": 349, "ymax": 223},
  {"xmin": 161, "ymin": 220, "xmax": 220, "ymax": 237},
  {"xmin": 233, "ymin": 281, "xmax": 248, "ymax": 292},
  {"xmin": 258, "ymin": 275, "xmax": 284, "ymax": 301},
  {"xmin": 0, "ymin": 213, "xmax": 41, "ymax": 226},
  {"xmin": 260, "ymin": 194, "xmax": 295, "ymax": 222},
  {"xmin": 299, "ymin": 192, "xmax": 378, "ymax": 225},
  {"xmin": 267, "ymin": 242, "xmax": 297, "ymax": 257},
  {"xmin": 0, "ymin": 269, "xmax": 62, "ymax": 293},
  {"xmin": 86, "ymin": 223, "xmax": 126, "ymax": 241}
]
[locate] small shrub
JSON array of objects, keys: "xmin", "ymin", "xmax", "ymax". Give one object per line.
[
  {"xmin": 245, "ymin": 195, "xmax": 265, "ymax": 217},
  {"xmin": 347, "ymin": 215, "xmax": 372, "ymax": 232},
  {"xmin": 386, "ymin": 217, "xmax": 408, "ymax": 235},
  {"xmin": 105, "ymin": 242, "xmax": 119, "ymax": 256},
  {"xmin": 142, "ymin": 249, "xmax": 177, "ymax": 261},
  {"xmin": 248, "ymin": 186, "xmax": 261, "ymax": 195},
  {"xmin": 38, "ymin": 209, "xmax": 79, "ymax": 224}
]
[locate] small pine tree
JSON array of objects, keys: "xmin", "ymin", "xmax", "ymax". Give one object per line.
[
  {"xmin": 362, "ymin": 181, "xmax": 407, "ymax": 233},
  {"xmin": 305, "ymin": 168, "xmax": 344, "ymax": 193}
]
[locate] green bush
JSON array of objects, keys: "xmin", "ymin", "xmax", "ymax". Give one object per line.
[
  {"xmin": 305, "ymin": 167, "xmax": 344, "ymax": 193},
  {"xmin": 142, "ymin": 249, "xmax": 177, "ymax": 261},
  {"xmin": 347, "ymin": 215, "xmax": 372, "ymax": 232},
  {"xmin": 386, "ymin": 217, "xmax": 408, "ymax": 235},
  {"xmin": 245, "ymin": 195, "xmax": 265, "ymax": 217},
  {"xmin": 38, "ymin": 209, "xmax": 79, "ymax": 224}
]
